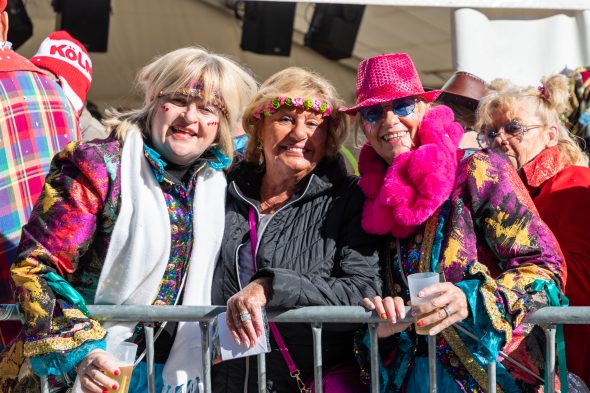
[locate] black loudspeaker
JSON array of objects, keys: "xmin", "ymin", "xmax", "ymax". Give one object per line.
[
  {"xmin": 6, "ymin": 0, "xmax": 33, "ymax": 50},
  {"xmin": 54, "ymin": 0, "xmax": 111, "ymax": 52},
  {"xmin": 304, "ymin": 4, "xmax": 365, "ymax": 60},
  {"xmin": 240, "ymin": 1, "xmax": 295, "ymax": 57}
]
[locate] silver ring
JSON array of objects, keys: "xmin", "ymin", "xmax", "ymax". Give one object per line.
[
  {"xmin": 239, "ymin": 311, "xmax": 252, "ymax": 322},
  {"xmin": 442, "ymin": 305, "xmax": 452, "ymax": 318}
]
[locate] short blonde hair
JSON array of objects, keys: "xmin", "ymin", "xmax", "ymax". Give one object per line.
[
  {"xmin": 242, "ymin": 67, "xmax": 348, "ymax": 165},
  {"xmin": 477, "ymin": 74, "xmax": 589, "ymax": 167},
  {"xmin": 104, "ymin": 47, "xmax": 258, "ymax": 161}
]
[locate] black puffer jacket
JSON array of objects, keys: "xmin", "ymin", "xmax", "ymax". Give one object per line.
[{"xmin": 211, "ymin": 156, "xmax": 382, "ymax": 393}]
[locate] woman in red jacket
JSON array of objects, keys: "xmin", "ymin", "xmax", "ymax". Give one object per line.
[{"xmin": 477, "ymin": 74, "xmax": 590, "ymax": 387}]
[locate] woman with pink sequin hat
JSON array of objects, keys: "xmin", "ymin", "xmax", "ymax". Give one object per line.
[{"xmin": 344, "ymin": 53, "xmax": 566, "ymax": 393}]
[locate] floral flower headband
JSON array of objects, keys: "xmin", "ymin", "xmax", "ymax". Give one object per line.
[
  {"xmin": 251, "ymin": 96, "xmax": 333, "ymax": 121},
  {"xmin": 157, "ymin": 85, "xmax": 229, "ymax": 118}
]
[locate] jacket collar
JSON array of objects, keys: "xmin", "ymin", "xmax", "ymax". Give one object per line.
[
  {"xmin": 228, "ymin": 154, "xmax": 349, "ymax": 206},
  {"xmin": 0, "ymin": 47, "xmax": 44, "ymax": 73},
  {"xmin": 519, "ymin": 146, "xmax": 566, "ymax": 192}
]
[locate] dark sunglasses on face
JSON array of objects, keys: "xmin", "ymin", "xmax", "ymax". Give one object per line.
[{"xmin": 359, "ymin": 97, "xmax": 417, "ymax": 124}]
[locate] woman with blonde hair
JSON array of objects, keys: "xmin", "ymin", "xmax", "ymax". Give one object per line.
[
  {"xmin": 1, "ymin": 47, "xmax": 257, "ymax": 393},
  {"xmin": 211, "ymin": 66, "xmax": 381, "ymax": 392},
  {"xmin": 478, "ymin": 74, "xmax": 590, "ymax": 387}
]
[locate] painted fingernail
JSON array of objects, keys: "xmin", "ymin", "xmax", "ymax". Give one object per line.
[
  {"xmin": 112, "ymin": 384, "xmax": 118, "ymax": 390},
  {"xmin": 380, "ymin": 312, "xmax": 387, "ymax": 320},
  {"xmin": 103, "ymin": 390, "xmax": 109, "ymax": 393},
  {"xmin": 114, "ymin": 369, "xmax": 120, "ymax": 376},
  {"xmin": 417, "ymin": 320, "xmax": 425, "ymax": 327},
  {"xmin": 390, "ymin": 318, "xmax": 397, "ymax": 324}
]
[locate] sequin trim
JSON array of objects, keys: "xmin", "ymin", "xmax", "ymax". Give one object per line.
[
  {"xmin": 441, "ymin": 327, "xmax": 505, "ymax": 393},
  {"xmin": 419, "ymin": 213, "xmax": 439, "ymax": 273},
  {"xmin": 24, "ymin": 319, "xmax": 106, "ymax": 357},
  {"xmin": 469, "ymin": 263, "xmax": 513, "ymax": 344}
]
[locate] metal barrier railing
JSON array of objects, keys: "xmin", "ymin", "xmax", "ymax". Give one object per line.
[{"xmin": 2, "ymin": 304, "xmax": 590, "ymax": 393}]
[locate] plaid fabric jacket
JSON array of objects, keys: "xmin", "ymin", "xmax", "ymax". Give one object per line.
[{"xmin": 0, "ymin": 50, "xmax": 80, "ymax": 346}]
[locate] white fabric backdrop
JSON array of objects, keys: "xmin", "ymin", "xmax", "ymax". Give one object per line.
[{"xmin": 453, "ymin": 8, "xmax": 590, "ymax": 86}]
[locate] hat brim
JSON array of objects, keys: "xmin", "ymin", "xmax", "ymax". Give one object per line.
[
  {"xmin": 340, "ymin": 90, "xmax": 442, "ymax": 115},
  {"xmin": 436, "ymin": 92, "xmax": 479, "ymax": 110}
]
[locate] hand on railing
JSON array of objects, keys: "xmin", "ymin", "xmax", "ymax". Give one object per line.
[
  {"xmin": 362, "ymin": 296, "xmax": 410, "ymax": 338},
  {"xmin": 226, "ymin": 277, "xmax": 270, "ymax": 348}
]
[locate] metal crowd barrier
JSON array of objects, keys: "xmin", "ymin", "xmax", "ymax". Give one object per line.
[{"xmin": 2, "ymin": 304, "xmax": 590, "ymax": 393}]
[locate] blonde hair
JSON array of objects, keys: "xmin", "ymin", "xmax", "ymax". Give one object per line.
[
  {"xmin": 104, "ymin": 47, "xmax": 258, "ymax": 161},
  {"xmin": 242, "ymin": 67, "xmax": 348, "ymax": 165},
  {"xmin": 477, "ymin": 74, "xmax": 589, "ymax": 167}
]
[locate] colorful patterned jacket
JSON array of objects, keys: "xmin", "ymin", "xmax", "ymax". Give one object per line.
[
  {"xmin": 0, "ymin": 49, "xmax": 80, "ymax": 348},
  {"xmin": 0, "ymin": 135, "xmax": 203, "ymax": 392},
  {"xmin": 360, "ymin": 149, "xmax": 566, "ymax": 393}
]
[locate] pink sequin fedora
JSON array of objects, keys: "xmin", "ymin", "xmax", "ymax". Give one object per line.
[{"xmin": 341, "ymin": 53, "xmax": 441, "ymax": 114}]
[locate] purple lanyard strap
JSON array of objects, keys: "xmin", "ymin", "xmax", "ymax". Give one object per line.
[{"xmin": 248, "ymin": 207, "xmax": 309, "ymax": 391}]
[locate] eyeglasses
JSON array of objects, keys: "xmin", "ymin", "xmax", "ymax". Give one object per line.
[
  {"xmin": 158, "ymin": 93, "xmax": 220, "ymax": 117},
  {"xmin": 359, "ymin": 97, "xmax": 417, "ymax": 124},
  {"xmin": 477, "ymin": 120, "xmax": 545, "ymax": 148},
  {"xmin": 157, "ymin": 90, "xmax": 228, "ymax": 118}
]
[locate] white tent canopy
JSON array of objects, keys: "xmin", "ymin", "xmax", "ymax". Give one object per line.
[{"xmin": 15, "ymin": 0, "xmax": 590, "ymax": 111}]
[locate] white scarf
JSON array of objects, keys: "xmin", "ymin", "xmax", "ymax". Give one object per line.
[{"xmin": 73, "ymin": 127, "xmax": 225, "ymax": 392}]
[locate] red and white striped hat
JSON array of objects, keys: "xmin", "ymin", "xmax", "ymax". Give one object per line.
[{"xmin": 31, "ymin": 31, "xmax": 92, "ymax": 114}]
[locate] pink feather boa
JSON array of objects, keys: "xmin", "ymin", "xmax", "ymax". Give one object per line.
[{"xmin": 358, "ymin": 105, "xmax": 463, "ymax": 238}]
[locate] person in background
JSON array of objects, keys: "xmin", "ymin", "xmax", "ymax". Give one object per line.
[
  {"xmin": 31, "ymin": 30, "xmax": 108, "ymax": 141},
  {"xmin": 0, "ymin": 1, "xmax": 80, "ymax": 351},
  {"xmin": 212, "ymin": 67, "xmax": 381, "ymax": 392},
  {"xmin": 1, "ymin": 47, "xmax": 257, "ymax": 393},
  {"xmin": 435, "ymin": 70, "xmax": 487, "ymax": 149},
  {"xmin": 232, "ymin": 116, "xmax": 249, "ymax": 161},
  {"xmin": 477, "ymin": 74, "xmax": 590, "ymax": 388},
  {"xmin": 344, "ymin": 53, "xmax": 566, "ymax": 393},
  {"xmin": 563, "ymin": 66, "xmax": 590, "ymax": 155},
  {"xmin": 79, "ymin": 100, "xmax": 108, "ymax": 140}
]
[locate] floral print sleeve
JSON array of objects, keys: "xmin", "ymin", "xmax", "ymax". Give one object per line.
[{"xmin": 10, "ymin": 140, "xmax": 118, "ymax": 375}]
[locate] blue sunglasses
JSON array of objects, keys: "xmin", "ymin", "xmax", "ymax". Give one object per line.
[{"xmin": 359, "ymin": 97, "xmax": 417, "ymax": 124}]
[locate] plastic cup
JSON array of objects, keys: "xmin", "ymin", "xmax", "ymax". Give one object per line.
[
  {"xmin": 407, "ymin": 272, "xmax": 440, "ymax": 335},
  {"xmin": 106, "ymin": 342, "xmax": 137, "ymax": 393}
]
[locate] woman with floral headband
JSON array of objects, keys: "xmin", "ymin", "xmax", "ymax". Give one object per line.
[
  {"xmin": 211, "ymin": 67, "xmax": 381, "ymax": 392},
  {"xmin": 477, "ymin": 74, "xmax": 590, "ymax": 388},
  {"xmin": 1, "ymin": 47, "xmax": 257, "ymax": 393},
  {"xmin": 344, "ymin": 53, "xmax": 566, "ymax": 392}
]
